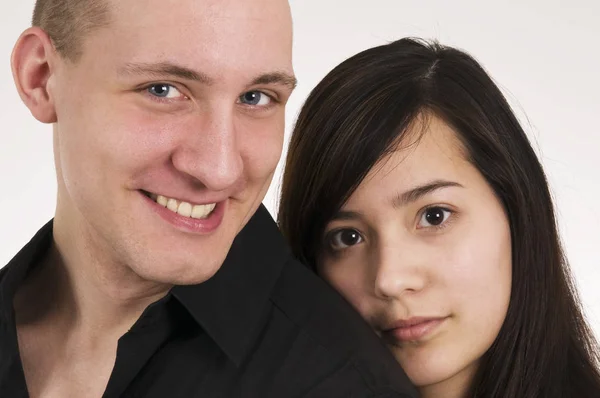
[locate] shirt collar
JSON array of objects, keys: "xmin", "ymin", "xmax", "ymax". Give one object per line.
[
  {"xmin": 172, "ymin": 204, "xmax": 290, "ymax": 366},
  {"xmin": 0, "ymin": 220, "xmax": 53, "ymax": 324},
  {"xmin": 0, "ymin": 205, "xmax": 290, "ymax": 367}
]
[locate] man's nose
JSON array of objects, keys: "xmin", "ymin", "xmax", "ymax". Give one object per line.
[{"xmin": 171, "ymin": 107, "xmax": 243, "ymax": 192}]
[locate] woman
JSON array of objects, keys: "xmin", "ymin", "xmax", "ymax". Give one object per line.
[{"xmin": 278, "ymin": 38, "xmax": 600, "ymax": 397}]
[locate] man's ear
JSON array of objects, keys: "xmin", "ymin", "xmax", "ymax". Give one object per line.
[{"xmin": 11, "ymin": 27, "xmax": 59, "ymax": 124}]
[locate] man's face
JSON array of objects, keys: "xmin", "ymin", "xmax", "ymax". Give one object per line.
[{"xmin": 48, "ymin": 0, "xmax": 294, "ymax": 284}]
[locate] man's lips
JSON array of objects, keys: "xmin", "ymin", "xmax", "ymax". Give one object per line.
[
  {"xmin": 140, "ymin": 189, "xmax": 225, "ymax": 208},
  {"xmin": 140, "ymin": 190, "xmax": 226, "ymax": 234}
]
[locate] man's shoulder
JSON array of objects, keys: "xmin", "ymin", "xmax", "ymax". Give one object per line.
[
  {"xmin": 271, "ymin": 256, "xmax": 388, "ymax": 358},
  {"xmin": 266, "ymin": 256, "xmax": 417, "ymax": 398}
]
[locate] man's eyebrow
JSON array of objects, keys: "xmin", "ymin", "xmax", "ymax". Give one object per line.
[
  {"xmin": 119, "ymin": 62, "xmax": 214, "ymax": 84},
  {"xmin": 392, "ymin": 180, "xmax": 464, "ymax": 208},
  {"xmin": 118, "ymin": 63, "xmax": 297, "ymax": 90},
  {"xmin": 251, "ymin": 72, "xmax": 297, "ymax": 90}
]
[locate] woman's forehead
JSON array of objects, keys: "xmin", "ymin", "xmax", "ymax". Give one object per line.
[{"xmin": 361, "ymin": 117, "xmax": 468, "ymax": 186}]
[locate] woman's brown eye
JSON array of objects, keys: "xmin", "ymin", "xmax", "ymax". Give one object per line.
[
  {"xmin": 419, "ymin": 206, "xmax": 451, "ymax": 228},
  {"xmin": 426, "ymin": 207, "xmax": 445, "ymax": 225},
  {"xmin": 330, "ymin": 228, "xmax": 363, "ymax": 249}
]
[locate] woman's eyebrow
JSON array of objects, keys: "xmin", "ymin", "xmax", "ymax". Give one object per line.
[{"xmin": 391, "ymin": 180, "xmax": 464, "ymax": 208}]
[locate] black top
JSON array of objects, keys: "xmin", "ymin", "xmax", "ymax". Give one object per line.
[{"xmin": 0, "ymin": 205, "xmax": 417, "ymax": 398}]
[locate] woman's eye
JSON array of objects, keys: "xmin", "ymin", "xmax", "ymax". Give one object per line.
[
  {"xmin": 418, "ymin": 206, "xmax": 452, "ymax": 228},
  {"xmin": 147, "ymin": 84, "xmax": 184, "ymax": 99},
  {"xmin": 329, "ymin": 228, "xmax": 363, "ymax": 250},
  {"xmin": 239, "ymin": 91, "xmax": 272, "ymax": 106}
]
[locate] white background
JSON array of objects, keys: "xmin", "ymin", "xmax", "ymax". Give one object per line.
[{"xmin": 1, "ymin": 1, "xmax": 599, "ymax": 336}]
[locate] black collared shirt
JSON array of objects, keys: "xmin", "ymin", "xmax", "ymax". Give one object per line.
[{"xmin": 0, "ymin": 206, "xmax": 417, "ymax": 398}]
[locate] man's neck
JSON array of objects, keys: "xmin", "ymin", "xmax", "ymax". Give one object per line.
[
  {"xmin": 10, "ymin": 214, "xmax": 174, "ymax": 398},
  {"xmin": 14, "ymin": 214, "xmax": 171, "ymax": 344}
]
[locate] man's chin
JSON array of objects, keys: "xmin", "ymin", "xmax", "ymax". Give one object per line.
[{"xmin": 132, "ymin": 252, "xmax": 229, "ymax": 287}]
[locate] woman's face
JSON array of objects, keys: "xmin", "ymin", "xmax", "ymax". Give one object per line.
[{"xmin": 318, "ymin": 115, "xmax": 512, "ymax": 397}]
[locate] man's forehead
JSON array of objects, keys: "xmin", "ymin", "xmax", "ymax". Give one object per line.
[
  {"xmin": 99, "ymin": 0, "xmax": 293, "ymax": 56},
  {"xmin": 109, "ymin": 0, "xmax": 291, "ymax": 27},
  {"xmin": 83, "ymin": 0, "xmax": 293, "ymax": 83}
]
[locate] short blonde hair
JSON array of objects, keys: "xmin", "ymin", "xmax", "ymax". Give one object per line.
[{"xmin": 32, "ymin": 0, "xmax": 111, "ymax": 61}]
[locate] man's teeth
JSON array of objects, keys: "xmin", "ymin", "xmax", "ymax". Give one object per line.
[
  {"xmin": 154, "ymin": 195, "xmax": 217, "ymax": 219},
  {"xmin": 157, "ymin": 195, "xmax": 168, "ymax": 207}
]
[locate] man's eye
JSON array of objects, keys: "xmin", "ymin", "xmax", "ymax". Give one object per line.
[
  {"xmin": 328, "ymin": 228, "xmax": 363, "ymax": 250},
  {"xmin": 239, "ymin": 91, "xmax": 272, "ymax": 106},
  {"xmin": 147, "ymin": 84, "xmax": 184, "ymax": 99},
  {"xmin": 417, "ymin": 206, "xmax": 452, "ymax": 228}
]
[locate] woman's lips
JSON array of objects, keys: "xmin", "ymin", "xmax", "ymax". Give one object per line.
[{"xmin": 382, "ymin": 317, "xmax": 447, "ymax": 343}]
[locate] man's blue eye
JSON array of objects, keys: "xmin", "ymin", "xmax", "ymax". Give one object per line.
[
  {"xmin": 147, "ymin": 84, "xmax": 183, "ymax": 99},
  {"xmin": 149, "ymin": 84, "xmax": 170, "ymax": 97},
  {"xmin": 239, "ymin": 91, "xmax": 271, "ymax": 106}
]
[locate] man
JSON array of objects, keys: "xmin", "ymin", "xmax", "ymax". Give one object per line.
[{"xmin": 0, "ymin": 0, "xmax": 417, "ymax": 397}]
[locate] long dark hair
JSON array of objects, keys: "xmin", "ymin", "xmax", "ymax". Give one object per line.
[{"xmin": 278, "ymin": 38, "xmax": 600, "ymax": 397}]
